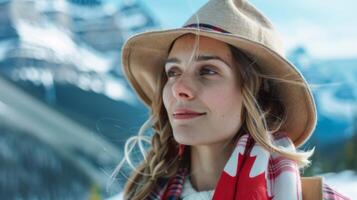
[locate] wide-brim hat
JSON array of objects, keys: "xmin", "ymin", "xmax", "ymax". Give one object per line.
[{"xmin": 121, "ymin": 0, "xmax": 317, "ymax": 147}]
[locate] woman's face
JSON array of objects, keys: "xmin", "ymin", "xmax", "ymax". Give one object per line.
[{"xmin": 162, "ymin": 34, "xmax": 244, "ymax": 146}]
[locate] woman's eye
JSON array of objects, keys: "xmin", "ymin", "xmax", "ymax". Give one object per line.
[
  {"xmin": 166, "ymin": 70, "xmax": 179, "ymax": 77},
  {"xmin": 199, "ymin": 67, "xmax": 217, "ymax": 76}
]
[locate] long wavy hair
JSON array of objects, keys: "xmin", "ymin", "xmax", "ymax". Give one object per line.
[{"xmin": 111, "ymin": 35, "xmax": 313, "ymax": 200}]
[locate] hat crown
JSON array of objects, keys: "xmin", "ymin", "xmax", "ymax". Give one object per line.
[{"xmin": 184, "ymin": 0, "xmax": 285, "ymax": 55}]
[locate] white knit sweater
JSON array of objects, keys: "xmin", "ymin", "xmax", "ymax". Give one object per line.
[{"xmin": 181, "ymin": 176, "xmax": 215, "ymax": 200}]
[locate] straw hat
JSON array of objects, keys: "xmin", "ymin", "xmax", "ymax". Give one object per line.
[{"xmin": 121, "ymin": 0, "xmax": 317, "ymax": 147}]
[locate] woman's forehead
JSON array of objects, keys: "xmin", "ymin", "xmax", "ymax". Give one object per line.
[{"xmin": 168, "ymin": 34, "xmax": 232, "ymax": 62}]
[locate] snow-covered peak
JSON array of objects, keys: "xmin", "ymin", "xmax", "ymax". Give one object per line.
[{"xmin": 14, "ymin": 20, "xmax": 113, "ymax": 73}]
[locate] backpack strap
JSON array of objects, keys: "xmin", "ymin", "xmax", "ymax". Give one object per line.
[{"xmin": 301, "ymin": 177, "xmax": 323, "ymax": 200}]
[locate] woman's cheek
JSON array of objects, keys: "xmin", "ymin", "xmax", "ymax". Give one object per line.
[{"xmin": 162, "ymin": 84, "xmax": 172, "ymax": 109}]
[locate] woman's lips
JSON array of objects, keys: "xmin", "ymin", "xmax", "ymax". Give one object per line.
[{"xmin": 173, "ymin": 113, "xmax": 206, "ymax": 120}]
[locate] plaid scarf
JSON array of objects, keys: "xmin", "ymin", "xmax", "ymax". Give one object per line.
[{"xmin": 145, "ymin": 134, "xmax": 349, "ymax": 200}]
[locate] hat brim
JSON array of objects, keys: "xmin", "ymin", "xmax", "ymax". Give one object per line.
[{"xmin": 121, "ymin": 28, "xmax": 317, "ymax": 147}]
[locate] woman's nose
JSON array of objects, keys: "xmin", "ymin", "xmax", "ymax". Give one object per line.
[{"xmin": 172, "ymin": 76, "xmax": 196, "ymax": 100}]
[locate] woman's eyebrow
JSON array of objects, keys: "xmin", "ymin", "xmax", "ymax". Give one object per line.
[
  {"xmin": 165, "ymin": 55, "xmax": 231, "ymax": 69},
  {"xmin": 196, "ymin": 55, "xmax": 231, "ymax": 69},
  {"xmin": 165, "ymin": 57, "xmax": 180, "ymax": 65}
]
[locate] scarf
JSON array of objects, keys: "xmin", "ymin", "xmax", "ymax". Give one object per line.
[{"xmin": 145, "ymin": 133, "xmax": 349, "ymax": 200}]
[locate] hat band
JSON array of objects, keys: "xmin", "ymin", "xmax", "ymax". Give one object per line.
[{"xmin": 183, "ymin": 23, "xmax": 230, "ymax": 34}]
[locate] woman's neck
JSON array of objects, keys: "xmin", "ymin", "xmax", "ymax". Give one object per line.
[{"xmin": 189, "ymin": 140, "xmax": 235, "ymax": 191}]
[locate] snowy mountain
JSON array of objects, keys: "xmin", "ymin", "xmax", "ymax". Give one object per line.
[
  {"xmin": 0, "ymin": 0, "xmax": 157, "ymax": 135},
  {"xmin": 0, "ymin": 0, "xmax": 156, "ymax": 198}
]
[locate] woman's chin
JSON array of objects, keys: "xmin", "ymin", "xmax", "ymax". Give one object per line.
[
  {"xmin": 173, "ymin": 134, "xmax": 213, "ymax": 146},
  {"xmin": 173, "ymin": 134, "xmax": 199, "ymax": 146}
]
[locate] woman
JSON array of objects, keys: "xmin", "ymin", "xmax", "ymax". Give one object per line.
[{"xmin": 113, "ymin": 0, "xmax": 349, "ymax": 199}]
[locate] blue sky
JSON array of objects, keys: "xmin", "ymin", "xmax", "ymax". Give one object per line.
[{"xmin": 133, "ymin": 0, "xmax": 357, "ymax": 59}]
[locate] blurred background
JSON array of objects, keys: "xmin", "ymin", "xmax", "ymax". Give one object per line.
[{"xmin": 0, "ymin": 0, "xmax": 356, "ymax": 199}]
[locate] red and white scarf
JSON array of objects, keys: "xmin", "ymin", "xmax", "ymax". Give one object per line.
[
  {"xmin": 145, "ymin": 133, "xmax": 348, "ymax": 200},
  {"xmin": 212, "ymin": 133, "xmax": 301, "ymax": 199}
]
